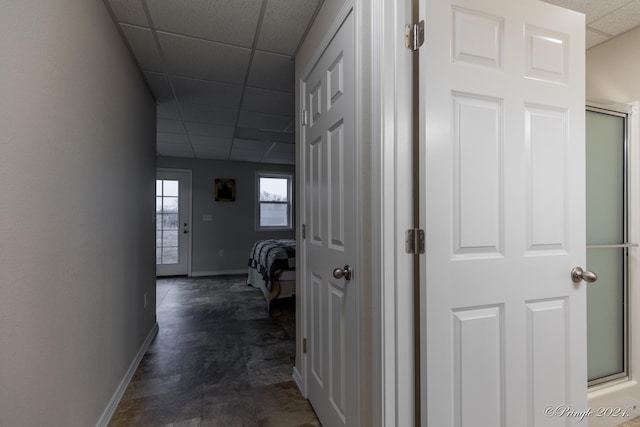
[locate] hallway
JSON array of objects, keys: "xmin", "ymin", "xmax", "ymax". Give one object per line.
[{"xmin": 109, "ymin": 275, "xmax": 319, "ymax": 426}]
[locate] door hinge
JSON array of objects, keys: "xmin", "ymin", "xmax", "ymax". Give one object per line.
[
  {"xmin": 303, "ymin": 338, "xmax": 307, "ymax": 354},
  {"xmin": 405, "ymin": 20, "xmax": 425, "ymax": 51},
  {"xmin": 405, "ymin": 228, "xmax": 425, "ymax": 254},
  {"xmin": 301, "ymin": 109, "xmax": 308, "ymax": 126},
  {"xmin": 302, "ymin": 224, "xmax": 306, "ymax": 239}
]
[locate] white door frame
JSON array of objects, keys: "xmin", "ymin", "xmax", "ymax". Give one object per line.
[
  {"xmin": 369, "ymin": 0, "xmax": 415, "ymax": 425},
  {"xmin": 156, "ymin": 168, "xmax": 192, "ymax": 277}
]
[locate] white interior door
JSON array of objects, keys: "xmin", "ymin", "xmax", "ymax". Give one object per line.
[
  {"xmin": 302, "ymin": 11, "xmax": 357, "ymax": 427},
  {"xmin": 156, "ymin": 169, "xmax": 191, "ymax": 276},
  {"xmin": 418, "ymin": 0, "xmax": 586, "ymax": 425}
]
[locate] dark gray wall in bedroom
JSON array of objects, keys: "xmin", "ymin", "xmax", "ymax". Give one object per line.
[{"xmin": 156, "ymin": 156, "xmax": 295, "ymax": 275}]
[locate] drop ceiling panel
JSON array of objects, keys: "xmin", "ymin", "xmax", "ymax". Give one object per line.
[
  {"xmin": 269, "ymin": 142, "xmax": 296, "ymax": 153},
  {"xmin": 263, "ymin": 152, "xmax": 295, "ymax": 165},
  {"xmin": 157, "ymin": 145, "xmax": 195, "ymax": 157},
  {"xmin": 107, "ymin": 0, "xmax": 148, "ymax": 27},
  {"xmin": 157, "ymin": 132, "xmax": 189, "ymax": 144},
  {"xmin": 238, "ymin": 111, "xmax": 294, "ymax": 131},
  {"xmin": 157, "ymin": 32, "xmax": 251, "ymax": 84},
  {"xmin": 589, "ymin": 0, "xmax": 640, "ymax": 35},
  {"xmin": 192, "ymin": 146, "xmax": 230, "ymax": 160},
  {"xmin": 144, "ymin": 72, "xmax": 175, "ymax": 103},
  {"xmin": 120, "ymin": 24, "xmax": 163, "ymax": 72},
  {"xmin": 248, "ymin": 51, "xmax": 295, "ymax": 92},
  {"xmin": 257, "ymin": 0, "xmax": 320, "ymax": 55},
  {"xmin": 230, "ymin": 149, "xmax": 268, "ymax": 163},
  {"xmin": 232, "ymin": 138, "xmax": 272, "ymax": 152},
  {"xmin": 236, "ymin": 127, "xmax": 294, "ymax": 144},
  {"xmin": 171, "ymin": 77, "xmax": 242, "ymax": 109},
  {"xmin": 185, "ymin": 122, "xmax": 235, "ymax": 138},
  {"xmin": 543, "ymin": 0, "xmax": 634, "ymax": 23},
  {"xmin": 145, "ymin": 0, "xmax": 262, "ymax": 47},
  {"xmin": 243, "ymin": 87, "xmax": 295, "ymax": 116},
  {"xmin": 180, "ymin": 103, "xmax": 238, "ymax": 126},
  {"xmin": 157, "ymin": 118, "xmax": 185, "ymax": 134},
  {"xmin": 157, "ymin": 101, "xmax": 181, "ymax": 120},
  {"xmin": 190, "ymin": 136, "xmax": 233, "ymax": 150},
  {"xmin": 586, "ymin": 29, "xmax": 611, "ymax": 48}
]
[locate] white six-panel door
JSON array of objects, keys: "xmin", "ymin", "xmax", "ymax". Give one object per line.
[
  {"xmin": 302, "ymin": 11, "xmax": 357, "ymax": 427},
  {"xmin": 418, "ymin": 0, "xmax": 586, "ymax": 425}
]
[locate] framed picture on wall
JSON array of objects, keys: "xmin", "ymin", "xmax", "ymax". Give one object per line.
[{"xmin": 215, "ymin": 178, "xmax": 236, "ymax": 202}]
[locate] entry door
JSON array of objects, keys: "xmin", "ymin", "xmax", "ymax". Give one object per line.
[
  {"xmin": 418, "ymin": 0, "xmax": 586, "ymax": 425},
  {"xmin": 156, "ymin": 169, "xmax": 191, "ymax": 276},
  {"xmin": 302, "ymin": 11, "xmax": 356, "ymax": 427}
]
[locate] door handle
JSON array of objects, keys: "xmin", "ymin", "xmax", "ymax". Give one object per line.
[
  {"xmin": 333, "ymin": 265, "xmax": 353, "ymax": 280},
  {"xmin": 571, "ymin": 267, "xmax": 598, "ymax": 283}
]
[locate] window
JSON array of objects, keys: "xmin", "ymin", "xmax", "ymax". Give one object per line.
[{"xmin": 257, "ymin": 172, "xmax": 293, "ymax": 230}]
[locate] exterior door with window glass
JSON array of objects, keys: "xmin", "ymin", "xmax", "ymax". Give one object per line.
[
  {"xmin": 586, "ymin": 108, "xmax": 632, "ymax": 386},
  {"xmin": 257, "ymin": 173, "xmax": 293, "ymax": 230},
  {"xmin": 156, "ymin": 170, "xmax": 191, "ymax": 276}
]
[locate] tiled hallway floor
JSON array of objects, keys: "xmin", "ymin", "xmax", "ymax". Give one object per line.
[{"xmin": 108, "ymin": 275, "xmax": 320, "ymax": 427}]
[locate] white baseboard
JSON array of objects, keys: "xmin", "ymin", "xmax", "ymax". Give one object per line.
[
  {"xmin": 95, "ymin": 322, "xmax": 159, "ymax": 427},
  {"xmin": 190, "ymin": 269, "xmax": 247, "ymax": 277},
  {"xmin": 293, "ymin": 365, "xmax": 306, "ymax": 398}
]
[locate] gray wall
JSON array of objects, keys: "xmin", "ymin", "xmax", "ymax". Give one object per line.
[
  {"xmin": 0, "ymin": 1, "xmax": 157, "ymax": 426},
  {"xmin": 156, "ymin": 157, "xmax": 295, "ymax": 275}
]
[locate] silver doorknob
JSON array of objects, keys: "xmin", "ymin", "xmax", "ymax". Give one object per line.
[
  {"xmin": 571, "ymin": 267, "xmax": 598, "ymax": 283},
  {"xmin": 333, "ymin": 265, "xmax": 353, "ymax": 280}
]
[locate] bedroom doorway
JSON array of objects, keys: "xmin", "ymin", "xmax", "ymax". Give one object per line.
[{"xmin": 156, "ymin": 169, "xmax": 192, "ymax": 276}]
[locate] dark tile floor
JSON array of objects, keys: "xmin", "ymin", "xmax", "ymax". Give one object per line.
[{"xmin": 109, "ymin": 275, "xmax": 320, "ymax": 427}]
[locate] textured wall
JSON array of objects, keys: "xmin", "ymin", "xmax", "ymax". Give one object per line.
[{"xmin": 0, "ymin": 1, "xmax": 157, "ymax": 425}]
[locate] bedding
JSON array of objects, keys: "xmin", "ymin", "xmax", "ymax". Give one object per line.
[{"xmin": 247, "ymin": 239, "xmax": 296, "ymax": 310}]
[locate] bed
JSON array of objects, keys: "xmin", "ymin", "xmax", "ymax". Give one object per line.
[{"xmin": 247, "ymin": 239, "xmax": 296, "ymax": 311}]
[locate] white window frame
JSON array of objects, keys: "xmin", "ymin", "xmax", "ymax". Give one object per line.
[{"xmin": 255, "ymin": 171, "xmax": 294, "ymax": 231}]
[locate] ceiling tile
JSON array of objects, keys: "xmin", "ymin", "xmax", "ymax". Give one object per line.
[
  {"xmin": 543, "ymin": 0, "xmax": 636, "ymax": 23},
  {"xmin": 185, "ymin": 122, "xmax": 235, "ymax": 138},
  {"xmin": 171, "ymin": 77, "xmax": 242, "ymax": 109},
  {"xmin": 157, "ymin": 119, "xmax": 185, "ymax": 133},
  {"xmin": 258, "ymin": 0, "xmax": 319, "ymax": 55},
  {"xmin": 120, "ymin": 24, "xmax": 163, "ymax": 72},
  {"xmin": 238, "ymin": 111, "xmax": 294, "ymax": 131},
  {"xmin": 192, "ymin": 142, "xmax": 232, "ymax": 158},
  {"xmin": 190, "ymin": 136, "xmax": 233, "ymax": 150},
  {"xmin": 157, "ymin": 101, "xmax": 181, "ymax": 120},
  {"xmin": 157, "ymin": 131, "xmax": 189, "ymax": 144},
  {"xmin": 107, "ymin": 0, "xmax": 148, "ymax": 27},
  {"xmin": 248, "ymin": 51, "xmax": 295, "ymax": 92},
  {"xmin": 157, "ymin": 32, "xmax": 250, "ymax": 84},
  {"xmin": 269, "ymin": 142, "xmax": 295, "ymax": 153},
  {"xmin": 232, "ymin": 138, "xmax": 272, "ymax": 152},
  {"xmin": 262, "ymin": 152, "xmax": 295, "ymax": 165},
  {"xmin": 144, "ymin": 72, "xmax": 175, "ymax": 103},
  {"xmin": 230, "ymin": 149, "xmax": 266, "ymax": 163},
  {"xmin": 157, "ymin": 143, "xmax": 195, "ymax": 157},
  {"xmin": 145, "ymin": 0, "xmax": 262, "ymax": 47},
  {"xmin": 586, "ymin": 28, "xmax": 612, "ymax": 49},
  {"xmin": 193, "ymin": 149, "xmax": 230, "ymax": 160},
  {"xmin": 242, "ymin": 87, "xmax": 294, "ymax": 116},
  {"xmin": 180, "ymin": 103, "xmax": 238, "ymax": 126},
  {"xmin": 236, "ymin": 127, "xmax": 294, "ymax": 144},
  {"xmin": 589, "ymin": 1, "xmax": 640, "ymax": 35}
]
